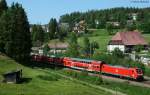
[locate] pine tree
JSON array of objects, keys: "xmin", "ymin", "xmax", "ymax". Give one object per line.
[
  {"xmin": 0, "ymin": 0, "xmax": 8, "ymax": 16},
  {"xmin": 106, "ymin": 23, "xmax": 113, "ymax": 35},
  {"xmin": 0, "ymin": 9, "xmax": 11, "ymax": 53},
  {"xmin": 0, "ymin": 3, "xmax": 31, "ymax": 62},
  {"xmin": 48, "ymin": 18, "xmax": 58, "ymax": 39},
  {"xmin": 0, "ymin": 0, "xmax": 8, "ymax": 53},
  {"xmin": 31, "ymin": 24, "xmax": 45, "ymax": 46}
]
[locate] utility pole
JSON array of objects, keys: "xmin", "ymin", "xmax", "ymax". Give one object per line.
[
  {"xmin": 116, "ymin": 87, "xmax": 117, "ymax": 95},
  {"xmin": 90, "ymin": 43, "xmax": 92, "ymax": 58}
]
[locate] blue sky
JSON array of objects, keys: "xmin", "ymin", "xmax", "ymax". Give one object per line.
[{"xmin": 7, "ymin": 0, "xmax": 150, "ymax": 24}]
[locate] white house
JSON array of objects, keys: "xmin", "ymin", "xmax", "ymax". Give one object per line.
[{"xmin": 108, "ymin": 31, "xmax": 148, "ymax": 53}]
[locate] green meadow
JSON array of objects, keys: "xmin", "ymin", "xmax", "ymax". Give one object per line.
[{"xmin": 0, "ymin": 55, "xmax": 110, "ymax": 95}]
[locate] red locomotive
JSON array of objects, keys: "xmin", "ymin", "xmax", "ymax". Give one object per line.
[{"xmin": 32, "ymin": 55, "xmax": 144, "ymax": 80}]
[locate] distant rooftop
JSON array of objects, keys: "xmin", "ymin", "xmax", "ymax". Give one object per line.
[
  {"xmin": 48, "ymin": 42, "xmax": 68, "ymax": 49},
  {"xmin": 110, "ymin": 31, "xmax": 148, "ymax": 45}
]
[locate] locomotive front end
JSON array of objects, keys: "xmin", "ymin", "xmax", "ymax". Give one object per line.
[{"xmin": 135, "ymin": 68, "xmax": 144, "ymax": 81}]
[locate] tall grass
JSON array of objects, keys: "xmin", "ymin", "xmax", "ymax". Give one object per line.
[{"xmin": 61, "ymin": 69, "xmax": 103, "ymax": 85}]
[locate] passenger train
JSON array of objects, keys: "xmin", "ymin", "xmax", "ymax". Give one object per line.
[{"xmin": 32, "ymin": 55, "xmax": 144, "ymax": 81}]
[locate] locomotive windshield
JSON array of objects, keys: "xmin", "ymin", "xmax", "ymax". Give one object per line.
[{"xmin": 136, "ymin": 69, "xmax": 143, "ymax": 74}]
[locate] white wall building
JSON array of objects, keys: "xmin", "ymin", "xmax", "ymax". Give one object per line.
[
  {"xmin": 107, "ymin": 31, "xmax": 148, "ymax": 53},
  {"xmin": 107, "ymin": 45, "xmax": 125, "ymax": 52}
]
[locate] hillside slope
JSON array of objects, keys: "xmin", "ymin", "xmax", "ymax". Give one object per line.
[{"xmin": 0, "ymin": 55, "xmax": 110, "ymax": 95}]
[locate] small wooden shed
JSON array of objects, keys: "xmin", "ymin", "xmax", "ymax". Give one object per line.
[{"xmin": 2, "ymin": 69, "xmax": 22, "ymax": 83}]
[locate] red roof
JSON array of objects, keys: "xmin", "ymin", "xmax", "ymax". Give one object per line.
[{"xmin": 111, "ymin": 31, "xmax": 148, "ymax": 45}]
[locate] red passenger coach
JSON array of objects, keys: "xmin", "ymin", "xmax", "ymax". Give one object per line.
[
  {"xmin": 63, "ymin": 57, "xmax": 73, "ymax": 67},
  {"xmin": 63, "ymin": 57, "xmax": 143, "ymax": 80},
  {"xmin": 63, "ymin": 58, "xmax": 104, "ymax": 72}
]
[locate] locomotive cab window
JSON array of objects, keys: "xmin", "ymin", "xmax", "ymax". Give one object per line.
[{"xmin": 136, "ymin": 69, "xmax": 142, "ymax": 74}]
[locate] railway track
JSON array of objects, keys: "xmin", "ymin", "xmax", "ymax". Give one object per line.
[
  {"xmin": 32, "ymin": 59, "xmax": 150, "ymax": 88},
  {"xmin": 64, "ymin": 68, "xmax": 150, "ymax": 88}
]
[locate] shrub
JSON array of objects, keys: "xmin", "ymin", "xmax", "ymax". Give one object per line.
[
  {"xmin": 112, "ymin": 48, "xmax": 124, "ymax": 58},
  {"xmin": 37, "ymin": 75, "xmax": 61, "ymax": 81},
  {"xmin": 134, "ymin": 45, "xmax": 144, "ymax": 53},
  {"xmin": 94, "ymin": 76, "xmax": 103, "ymax": 85}
]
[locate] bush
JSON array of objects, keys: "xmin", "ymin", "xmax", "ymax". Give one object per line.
[
  {"xmin": 112, "ymin": 48, "xmax": 124, "ymax": 58},
  {"xmin": 134, "ymin": 45, "xmax": 144, "ymax": 53},
  {"xmin": 62, "ymin": 70, "xmax": 103, "ymax": 85},
  {"xmin": 37, "ymin": 75, "xmax": 61, "ymax": 81},
  {"xmin": 94, "ymin": 76, "xmax": 103, "ymax": 85}
]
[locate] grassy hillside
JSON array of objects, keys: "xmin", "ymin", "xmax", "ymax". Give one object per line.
[
  {"xmin": 0, "ymin": 55, "xmax": 150, "ymax": 95},
  {"xmin": 78, "ymin": 29, "xmax": 114, "ymax": 52},
  {"xmin": 143, "ymin": 34, "xmax": 150, "ymax": 43},
  {"xmin": 47, "ymin": 29, "xmax": 150, "ymax": 53},
  {"xmin": 0, "ymin": 55, "xmax": 110, "ymax": 95},
  {"xmin": 57, "ymin": 69, "xmax": 150, "ymax": 95},
  {"xmin": 78, "ymin": 29, "xmax": 150, "ymax": 52}
]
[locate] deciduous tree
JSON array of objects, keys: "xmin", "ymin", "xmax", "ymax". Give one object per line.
[
  {"xmin": 82, "ymin": 37, "xmax": 90, "ymax": 56},
  {"xmin": 66, "ymin": 32, "xmax": 79, "ymax": 57}
]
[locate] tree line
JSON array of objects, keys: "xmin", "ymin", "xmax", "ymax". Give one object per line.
[
  {"xmin": 60, "ymin": 7, "xmax": 150, "ymax": 33},
  {"xmin": 31, "ymin": 7, "xmax": 150, "ymax": 47},
  {"xmin": 31, "ymin": 18, "xmax": 71, "ymax": 47},
  {"xmin": 0, "ymin": 0, "xmax": 31, "ymax": 62},
  {"xmin": 66, "ymin": 32, "xmax": 99, "ymax": 58}
]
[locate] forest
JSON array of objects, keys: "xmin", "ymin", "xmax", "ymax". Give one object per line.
[{"xmin": 60, "ymin": 7, "xmax": 150, "ymax": 32}]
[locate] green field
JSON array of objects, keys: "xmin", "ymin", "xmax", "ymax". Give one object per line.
[
  {"xmin": 0, "ymin": 55, "xmax": 110, "ymax": 95},
  {"xmin": 48, "ymin": 29, "xmax": 150, "ymax": 53},
  {"xmin": 143, "ymin": 34, "xmax": 150, "ymax": 43},
  {"xmin": 0, "ymin": 55, "xmax": 150, "ymax": 95},
  {"xmin": 78, "ymin": 29, "xmax": 111, "ymax": 52},
  {"xmin": 78, "ymin": 29, "xmax": 150, "ymax": 52},
  {"xmin": 56, "ymin": 69, "xmax": 150, "ymax": 95}
]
